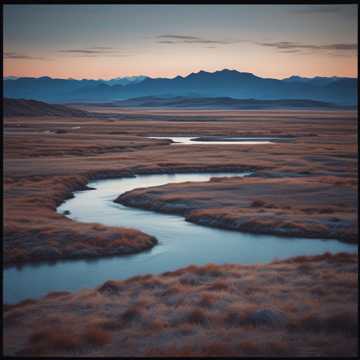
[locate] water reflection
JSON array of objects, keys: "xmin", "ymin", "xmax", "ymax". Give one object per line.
[
  {"xmin": 148, "ymin": 136, "xmax": 276, "ymax": 144},
  {"xmin": 4, "ymin": 172, "xmax": 357, "ymax": 303}
]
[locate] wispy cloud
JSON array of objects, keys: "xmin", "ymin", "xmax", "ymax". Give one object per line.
[
  {"xmin": 90, "ymin": 46, "xmax": 114, "ymax": 50},
  {"xmin": 58, "ymin": 49, "xmax": 106, "ymax": 54},
  {"xmin": 156, "ymin": 34, "xmax": 239, "ymax": 45},
  {"xmin": 256, "ymin": 41, "xmax": 357, "ymax": 52},
  {"xmin": 289, "ymin": 5, "xmax": 356, "ymax": 20},
  {"xmin": 57, "ymin": 47, "xmax": 130, "ymax": 57},
  {"xmin": 290, "ymin": 5, "xmax": 344, "ymax": 15},
  {"xmin": 156, "ymin": 35, "xmax": 357, "ymax": 56},
  {"xmin": 279, "ymin": 49, "xmax": 301, "ymax": 54},
  {"xmin": 4, "ymin": 51, "xmax": 47, "ymax": 60},
  {"xmin": 158, "ymin": 35, "xmax": 201, "ymax": 41}
]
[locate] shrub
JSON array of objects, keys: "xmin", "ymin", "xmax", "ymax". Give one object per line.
[
  {"xmin": 295, "ymin": 312, "xmax": 358, "ymax": 335},
  {"xmin": 98, "ymin": 280, "xmax": 123, "ymax": 295},
  {"xmin": 207, "ymin": 280, "xmax": 229, "ymax": 291},
  {"xmin": 238, "ymin": 340, "xmax": 259, "ymax": 355},
  {"xmin": 84, "ymin": 328, "xmax": 112, "ymax": 346},
  {"xmin": 251, "ymin": 200, "xmax": 265, "ymax": 208},
  {"xmin": 267, "ymin": 340, "xmax": 289, "ymax": 355},
  {"xmin": 121, "ymin": 305, "xmax": 143, "ymax": 323},
  {"xmin": 198, "ymin": 293, "xmax": 216, "ymax": 307},
  {"xmin": 4, "ymin": 309, "xmax": 24, "ymax": 326},
  {"xmin": 29, "ymin": 328, "xmax": 82, "ymax": 352},
  {"xmin": 204, "ymin": 342, "xmax": 234, "ymax": 357},
  {"xmin": 187, "ymin": 309, "xmax": 208, "ymax": 325},
  {"xmin": 195, "ymin": 264, "xmax": 223, "ymax": 277}
]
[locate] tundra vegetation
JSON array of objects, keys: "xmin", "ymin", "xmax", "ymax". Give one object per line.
[
  {"xmin": 4, "ymin": 254, "xmax": 358, "ymax": 356},
  {"xmin": 3, "ymin": 106, "xmax": 358, "ymax": 356},
  {"xmin": 116, "ymin": 175, "xmax": 357, "ymax": 242}
]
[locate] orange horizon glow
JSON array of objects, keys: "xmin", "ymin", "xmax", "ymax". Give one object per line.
[
  {"xmin": 4, "ymin": 4, "xmax": 358, "ymax": 80},
  {"xmin": 3, "ymin": 54, "xmax": 358, "ymax": 80}
]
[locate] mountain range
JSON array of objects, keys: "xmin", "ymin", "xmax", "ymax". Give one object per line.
[{"xmin": 4, "ymin": 69, "xmax": 357, "ymax": 105}]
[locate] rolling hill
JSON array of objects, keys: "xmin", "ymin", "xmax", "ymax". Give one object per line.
[
  {"xmin": 95, "ymin": 96, "xmax": 350, "ymax": 110},
  {"xmin": 3, "ymin": 98, "xmax": 92, "ymax": 117}
]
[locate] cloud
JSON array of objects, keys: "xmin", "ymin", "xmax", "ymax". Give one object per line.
[
  {"xmin": 290, "ymin": 5, "xmax": 344, "ymax": 14},
  {"xmin": 58, "ymin": 49, "xmax": 105, "ymax": 54},
  {"xmin": 158, "ymin": 35, "xmax": 201, "ymax": 41},
  {"xmin": 289, "ymin": 5, "xmax": 356, "ymax": 20},
  {"xmin": 158, "ymin": 40, "xmax": 176, "ymax": 44},
  {"xmin": 90, "ymin": 46, "xmax": 114, "ymax": 50},
  {"xmin": 256, "ymin": 41, "xmax": 357, "ymax": 52},
  {"xmin": 4, "ymin": 51, "xmax": 47, "ymax": 60},
  {"xmin": 279, "ymin": 49, "xmax": 301, "ymax": 54},
  {"xmin": 156, "ymin": 34, "xmax": 238, "ymax": 45},
  {"xmin": 156, "ymin": 34, "xmax": 357, "ymax": 56},
  {"xmin": 57, "ymin": 47, "xmax": 130, "ymax": 57}
]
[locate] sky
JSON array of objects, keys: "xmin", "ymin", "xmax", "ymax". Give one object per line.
[{"xmin": 3, "ymin": 4, "xmax": 358, "ymax": 79}]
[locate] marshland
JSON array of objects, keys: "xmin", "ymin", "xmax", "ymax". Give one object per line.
[
  {"xmin": 3, "ymin": 3, "xmax": 358, "ymax": 357},
  {"xmin": 3, "ymin": 107, "xmax": 358, "ymax": 356}
]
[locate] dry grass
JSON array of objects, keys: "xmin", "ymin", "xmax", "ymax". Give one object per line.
[
  {"xmin": 4, "ymin": 110, "xmax": 357, "ymax": 265},
  {"xmin": 28, "ymin": 327, "xmax": 82, "ymax": 352},
  {"xmin": 117, "ymin": 175, "xmax": 357, "ymax": 242},
  {"xmin": 4, "ymin": 253, "xmax": 358, "ymax": 357},
  {"xmin": 83, "ymin": 328, "xmax": 112, "ymax": 346},
  {"xmin": 186, "ymin": 308, "xmax": 209, "ymax": 325},
  {"xmin": 3, "ymin": 110, "xmax": 358, "ymax": 356},
  {"xmin": 3, "ymin": 175, "xmax": 157, "ymax": 266},
  {"xmin": 16, "ymin": 325, "xmax": 112, "ymax": 356}
]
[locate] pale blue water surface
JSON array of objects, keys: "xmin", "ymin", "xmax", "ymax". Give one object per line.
[
  {"xmin": 147, "ymin": 136, "xmax": 275, "ymax": 144},
  {"xmin": 4, "ymin": 173, "xmax": 357, "ymax": 303}
]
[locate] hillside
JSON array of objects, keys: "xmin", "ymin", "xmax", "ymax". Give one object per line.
[
  {"xmin": 98, "ymin": 96, "xmax": 349, "ymax": 110},
  {"xmin": 3, "ymin": 98, "xmax": 92, "ymax": 117}
]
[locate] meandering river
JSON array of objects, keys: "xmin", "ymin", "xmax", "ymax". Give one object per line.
[{"xmin": 4, "ymin": 172, "xmax": 357, "ymax": 303}]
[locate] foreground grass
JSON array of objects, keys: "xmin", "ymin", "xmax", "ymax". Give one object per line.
[{"xmin": 4, "ymin": 253, "xmax": 358, "ymax": 357}]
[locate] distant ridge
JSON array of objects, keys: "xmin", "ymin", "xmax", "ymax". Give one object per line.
[
  {"xmin": 4, "ymin": 69, "xmax": 357, "ymax": 105},
  {"xmin": 3, "ymin": 98, "xmax": 92, "ymax": 117},
  {"xmin": 83, "ymin": 96, "xmax": 353, "ymax": 110}
]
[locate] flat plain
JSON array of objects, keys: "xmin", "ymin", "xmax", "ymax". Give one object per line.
[{"xmin": 3, "ymin": 109, "xmax": 358, "ymax": 356}]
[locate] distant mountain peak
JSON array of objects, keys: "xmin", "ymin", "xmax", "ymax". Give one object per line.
[
  {"xmin": 218, "ymin": 68, "xmax": 238, "ymax": 73},
  {"xmin": 4, "ymin": 70, "xmax": 357, "ymax": 106}
]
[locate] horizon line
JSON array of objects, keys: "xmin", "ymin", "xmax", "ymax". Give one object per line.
[{"xmin": 4, "ymin": 68, "xmax": 358, "ymax": 81}]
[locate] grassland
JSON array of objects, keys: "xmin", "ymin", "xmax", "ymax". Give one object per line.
[
  {"xmin": 4, "ymin": 109, "xmax": 357, "ymax": 267},
  {"xmin": 3, "ymin": 108, "xmax": 358, "ymax": 356},
  {"xmin": 4, "ymin": 253, "xmax": 358, "ymax": 356},
  {"xmin": 117, "ymin": 175, "xmax": 357, "ymax": 242}
]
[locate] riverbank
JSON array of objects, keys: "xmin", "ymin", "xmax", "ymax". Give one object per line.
[
  {"xmin": 4, "ymin": 110, "xmax": 357, "ymax": 266},
  {"xmin": 4, "ymin": 174, "xmax": 158, "ymax": 267},
  {"xmin": 4, "ymin": 166, "xmax": 255, "ymax": 268},
  {"xmin": 4, "ymin": 109, "xmax": 358, "ymax": 357},
  {"xmin": 4, "ymin": 252, "xmax": 358, "ymax": 357},
  {"xmin": 116, "ymin": 175, "xmax": 357, "ymax": 242},
  {"xmin": 6, "ymin": 172, "xmax": 356, "ymax": 304}
]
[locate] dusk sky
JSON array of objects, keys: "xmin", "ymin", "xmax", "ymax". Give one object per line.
[{"xmin": 4, "ymin": 4, "xmax": 358, "ymax": 79}]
